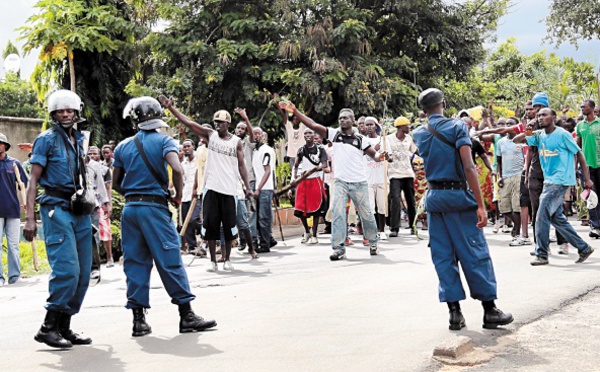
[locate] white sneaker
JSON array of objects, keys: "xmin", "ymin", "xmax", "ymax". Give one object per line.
[
  {"xmin": 301, "ymin": 232, "xmax": 311, "ymax": 244},
  {"xmin": 106, "ymin": 259, "xmax": 114, "ymax": 268},
  {"xmin": 0, "ymin": 278, "xmax": 5, "ymax": 287},
  {"xmin": 309, "ymin": 236, "xmax": 318, "ymax": 244},
  {"xmin": 558, "ymin": 243, "xmax": 569, "ymax": 255},
  {"xmin": 509, "ymin": 237, "xmax": 524, "ymax": 246},
  {"xmin": 379, "ymin": 232, "xmax": 388, "ymax": 240},
  {"xmin": 550, "ymin": 234, "xmax": 557, "ymax": 243},
  {"xmin": 223, "ymin": 261, "xmax": 234, "ymax": 271},
  {"xmin": 493, "ymin": 221, "xmax": 500, "ymax": 233},
  {"xmin": 207, "ymin": 261, "xmax": 218, "ymax": 272},
  {"xmin": 501, "ymin": 225, "xmax": 512, "ymax": 233},
  {"xmin": 520, "ymin": 237, "xmax": 532, "ymax": 245}
]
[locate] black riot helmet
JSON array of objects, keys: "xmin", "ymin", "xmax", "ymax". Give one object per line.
[
  {"xmin": 123, "ymin": 96, "xmax": 168, "ymax": 130},
  {"xmin": 417, "ymin": 88, "xmax": 445, "ymax": 110}
]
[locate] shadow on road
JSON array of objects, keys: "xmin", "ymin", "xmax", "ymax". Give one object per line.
[
  {"xmin": 39, "ymin": 344, "xmax": 125, "ymax": 372},
  {"xmin": 135, "ymin": 334, "xmax": 223, "ymax": 358}
]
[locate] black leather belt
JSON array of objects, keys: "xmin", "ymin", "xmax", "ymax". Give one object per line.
[
  {"xmin": 125, "ymin": 194, "xmax": 168, "ymax": 206},
  {"xmin": 45, "ymin": 189, "xmax": 74, "ymax": 200},
  {"xmin": 428, "ymin": 181, "xmax": 468, "ymax": 190}
]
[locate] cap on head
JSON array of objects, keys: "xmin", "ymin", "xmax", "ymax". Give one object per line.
[
  {"xmin": 213, "ymin": 110, "xmax": 232, "ymax": 123},
  {"xmin": 532, "ymin": 92, "xmax": 549, "ymax": 108},
  {"xmin": 123, "ymin": 96, "xmax": 168, "ymax": 130},
  {"xmin": 0, "ymin": 132, "xmax": 10, "ymax": 151},
  {"xmin": 417, "ymin": 88, "xmax": 444, "ymax": 109},
  {"xmin": 394, "ymin": 116, "xmax": 410, "ymax": 127}
]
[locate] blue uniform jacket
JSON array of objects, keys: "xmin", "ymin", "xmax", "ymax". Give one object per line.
[
  {"xmin": 30, "ymin": 126, "xmax": 85, "ymax": 207},
  {"xmin": 413, "ymin": 114, "xmax": 478, "ymax": 213}
]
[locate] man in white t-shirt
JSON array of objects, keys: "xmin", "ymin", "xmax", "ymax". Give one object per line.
[
  {"xmin": 278, "ymin": 103, "xmax": 306, "ymax": 170},
  {"xmin": 280, "ymin": 102, "xmax": 388, "ymax": 261},
  {"xmin": 386, "ymin": 116, "xmax": 418, "ymax": 237},
  {"xmin": 251, "ymin": 128, "xmax": 277, "ymax": 253},
  {"xmin": 180, "ymin": 139, "xmax": 201, "ymax": 253},
  {"xmin": 364, "ymin": 117, "xmax": 388, "ymax": 240}
]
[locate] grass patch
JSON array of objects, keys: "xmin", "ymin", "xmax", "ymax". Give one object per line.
[{"xmin": 2, "ymin": 238, "xmax": 51, "ymax": 277}]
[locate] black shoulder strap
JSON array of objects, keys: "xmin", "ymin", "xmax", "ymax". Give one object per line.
[
  {"xmin": 133, "ymin": 135, "xmax": 169, "ymax": 193},
  {"xmin": 424, "ymin": 119, "xmax": 455, "ymax": 148}
]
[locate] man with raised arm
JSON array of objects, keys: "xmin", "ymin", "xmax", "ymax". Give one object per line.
[
  {"xmin": 279, "ymin": 102, "xmax": 387, "ymax": 261},
  {"xmin": 159, "ymin": 96, "xmax": 253, "ymax": 272}
]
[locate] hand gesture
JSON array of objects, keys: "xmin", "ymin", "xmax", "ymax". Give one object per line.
[
  {"xmin": 157, "ymin": 95, "xmax": 173, "ymax": 109},
  {"xmin": 17, "ymin": 143, "xmax": 33, "ymax": 152},
  {"xmin": 476, "ymin": 207, "xmax": 488, "ymax": 228},
  {"xmin": 585, "ymin": 179, "xmax": 594, "ymax": 190},
  {"xmin": 278, "ymin": 101, "xmax": 295, "ymax": 113},
  {"xmin": 169, "ymin": 196, "xmax": 181, "ymax": 208},
  {"xmin": 234, "ymin": 107, "xmax": 248, "ymax": 120},
  {"xmin": 562, "ymin": 104, "xmax": 571, "ymax": 114}
]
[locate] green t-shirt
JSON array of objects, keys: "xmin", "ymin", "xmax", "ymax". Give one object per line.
[{"xmin": 576, "ymin": 117, "xmax": 600, "ymax": 168}]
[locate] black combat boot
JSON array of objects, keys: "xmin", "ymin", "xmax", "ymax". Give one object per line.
[
  {"xmin": 132, "ymin": 308, "xmax": 152, "ymax": 337},
  {"xmin": 178, "ymin": 303, "xmax": 217, "ymax": 333},
  {"xmin": 58, "ymin": 313, "xmax": 92, "ymax": 345},
  {"xmin": 482, "ymin": 301, "xmax": 514, "ymax": 329},
  {"xmin": 34, "ymin": 311, "xmax": 73, "ymax": 349},
  {"xmin": 447, "ymin": 301, "xmax": 466, "ymax": 331}
]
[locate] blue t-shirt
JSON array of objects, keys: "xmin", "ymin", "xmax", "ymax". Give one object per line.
[
  {"xmin": 497, "ymin": 137, "xmax": 525, "ymax": 178},
  {"xmin": 30, "ymin": 126, "xmax": 86, "ymax": 207},
  {"xmin": 413, "ymin": 114, "xmax": 478, "ymax": 212},
  {"xmin": 0, "ymin": 156, "xmax": 28, "ymax": 218},
  {"xmin": 114, "ymin": 130, "xmax": 178, "ymax": 197},
  {"xmin": 526, "ymin": 127, "xmax": 580, "ymax": 186}
]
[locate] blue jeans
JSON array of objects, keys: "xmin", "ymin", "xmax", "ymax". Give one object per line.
[
  {"xmin": 535, "ymin": 184, "xmax": 592, "ymax": 259},
  {"xmin": 331, "ymin": 180, "xmax": 378, "ymax": 252},
  {"xmin": 250, "ymin": 190, "xmax": 274, "ymax": 247},
  {"xmin": 0, "ymin": 218, "xmax": 21, "ymax": 282}
]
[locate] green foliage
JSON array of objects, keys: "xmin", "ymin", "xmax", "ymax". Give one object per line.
[
  {"xmin": 276, "ymin": 162, "xmax": 291, "ymax": 191},
  {"xmin": 0, "ymin": 74, "xmax": 45, "ymax": 118},
  {"xmin": 3, "ymin": 40, "xmax": 20, "ymax": 59},
  {"xmin": 18, "ymin": 0, "xmax": 141, "ymax": 145},
  {"xmin": 440, "ymin": 39, "xmax": 598, "ymax": 113},
  {"xmin": 125, "ymin": 0, "xmax": 507, "ymax": 140},
  {"xmin": 546, "ymin": 1, "xmax": 600, "ymax": 46},
  {"xmin": 2, "ymin": 239, "xmax": 51, "ymax": 277}
]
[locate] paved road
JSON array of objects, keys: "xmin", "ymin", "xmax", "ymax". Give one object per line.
[{"xmin": 1, "ymin": 221, "xmax": 599, "ymax": 372}]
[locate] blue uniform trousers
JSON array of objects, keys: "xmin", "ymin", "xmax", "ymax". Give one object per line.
[
  {"xmin": 428, "ymin": 210, "xmax": 497, "ymax": 303},
  {"xmin": 122, "ymin": 203, "xmax": 195, "ymax": 309},
  {"xmin": 40, "ymin": 204, "xmax": 92, "ymax": 315}
]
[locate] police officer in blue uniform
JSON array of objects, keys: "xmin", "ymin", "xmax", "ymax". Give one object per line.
[
  {"xmin": 412, "ymin": 88, "xmax": 513, "ymax": 330},
  {"xmin": 24, "ymin": 90, "xmax": 93, "ymax": 348},
  {"xmin": 112, "ymin": 97, "xmax": 216, "ymax": 337}
]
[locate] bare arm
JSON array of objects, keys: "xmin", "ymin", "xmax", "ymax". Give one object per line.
[
  {"xmin": 280, "ymin": 102, "xmax": 327, "ymax": 139},
  {"xmin": 158, "ymin": 95, "xmax": 213, "ymax": 142},
  {"xmin": 512, "ymin": 133, "xmax": 527, "ymax": 144},
  {"xmin": 480, "ymin": 153, "xmax": 494, "ymax": 174},
  {"xmin": 577, "ymin": 151, "xmax": 593, "ymax": 189},
  {"xmin": 459, "ymin": 146, "xmax": 487, "ymax": 228},
  {"xmin": 364, "ymin": 146, "xmax": 387, "ymax": 162},
  {"xmin": 235, "ymin": 107, "xmax": 254, "ymax": 143},
  {"xmin": 478, "ymin": 134, "xmax": 497, "ymax": 143},
  {"xmin": 112, "ymin": 166, "xmax": 125, "ymax": 195},
  {"xmin": 23, "ymin": 164, "xmax": 43, "ymax": 241},
  {"xmin": 254, "ymin": 165, "xmax": 271, "ymax": 198},
  {"xmin": 165, "ymin": 151, "xmax": 183, "ymax": 206},
  {"xmin": 236, "ymin": 141, "xmax": 252, "ymax": 195}
]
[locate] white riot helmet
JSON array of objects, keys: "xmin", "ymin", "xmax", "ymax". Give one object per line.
[
  {"xmin": 123, "ymin": 96, "xmax": 169, "ymax": 131},
  {"xmin": 47, "ymin": 89, "xmax": 85, "ymax": 128}
]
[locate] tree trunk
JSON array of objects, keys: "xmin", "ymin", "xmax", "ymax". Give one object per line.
[{"xmin": 68, "ymin": 50, "xmax": 76, "ymax": 92}]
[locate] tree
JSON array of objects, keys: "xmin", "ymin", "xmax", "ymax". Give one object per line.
[
  {"xmin": 0, "ymin": 74, "xmax": 45, "ymax": 118},
  {"xmin": 19, "ymin": 0, "xmax": 136, "ymax": 93},
  {"xmin": 546, "ymin": 1, "xmax": 600, "ymax": 46},
  {"xmin": 2, "ymin": 40, "xmax": 20, "ymax": 59},
  {"xmin": 128, "ymin": 0, "xmax": 507, "ymax": 141},
  {"xmin": 19, "ymin": 0, "xmax": 141, "ymax": 145}
]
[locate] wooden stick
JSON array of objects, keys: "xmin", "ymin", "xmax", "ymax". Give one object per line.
[
  {"xmin": 272, "ymin": 196, "xmax": 285, "ymax": 242},
  {"xmin": 275, "ymin": 166, "xmax": 323, "ymax": 196},
  {"xmin": 179, "ymin": 197, "xmax": 198, "ymax": 237},
  {"xmin": 14, "ymin": 163, "xmax": 38, "ymax": 270},
  {"xmin": 381, "ymin": 126, "xmax": 389, "ymax": 216}
]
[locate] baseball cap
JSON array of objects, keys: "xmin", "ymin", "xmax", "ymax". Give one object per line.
[{"xmin": 213, "ymin": 110, "xmax": 232, "ymax": 123}]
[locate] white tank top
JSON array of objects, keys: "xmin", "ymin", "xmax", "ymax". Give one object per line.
[{"xmin": 204, "ymin": 131, "xmax": 240, "ymax": 196}]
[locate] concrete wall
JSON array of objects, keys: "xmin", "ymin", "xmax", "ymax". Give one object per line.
[{"xmin": 0, "ymin": 116, "xmax": 45, "ymax": 163}]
